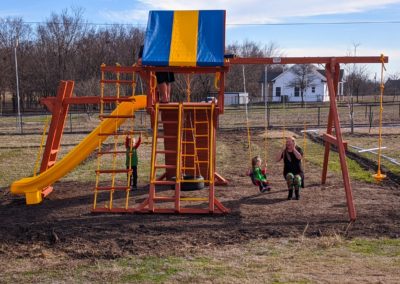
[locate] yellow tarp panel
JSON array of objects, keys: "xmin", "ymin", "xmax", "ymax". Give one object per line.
[{"xmin": 169, "ymin": 11, "xmax": 199, "ymax": 66}]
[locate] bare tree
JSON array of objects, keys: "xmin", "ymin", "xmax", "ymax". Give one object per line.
[
  {"xmin": 386, "ymin": 73, "xmax": 400, "ymax": 101},
  {"xmin": 286, "ymin": 64, "xmax": 318, "ymax": 107},
  {"xmin": 0, "ymin": 17, "xmax": 32, "ymax": 112},
  {"xmin": 225, "ymin": 40, "xmax": 283, "ymax": 102}
]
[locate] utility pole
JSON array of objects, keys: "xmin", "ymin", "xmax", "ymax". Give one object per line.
[{"xmin": 14, "ymin": 37, "xmax": 22, "ymax": 133}]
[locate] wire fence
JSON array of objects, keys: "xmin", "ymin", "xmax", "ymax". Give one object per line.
[{"xmin": 1, "ymin": 102, "xmax": 399, "ymax": 135}]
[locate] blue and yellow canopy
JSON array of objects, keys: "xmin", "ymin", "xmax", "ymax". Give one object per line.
[{"xmin": 142, "ymin": 10, "xmax": 225, "ymax": 67}]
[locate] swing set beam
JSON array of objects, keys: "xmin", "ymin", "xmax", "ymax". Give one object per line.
[{"xmin": 229, "ymin": 56, "xmax": 388, "ymax": 65}]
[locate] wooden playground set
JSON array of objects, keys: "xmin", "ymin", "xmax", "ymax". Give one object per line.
[{"xmin": 11, "ymin": 10, "xmax": 389, "ymax": 221}]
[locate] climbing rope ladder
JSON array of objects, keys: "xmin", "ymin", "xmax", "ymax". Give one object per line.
[{"xmin": 93, "ymin": 63, "xmax": 137, "ymax": 213}]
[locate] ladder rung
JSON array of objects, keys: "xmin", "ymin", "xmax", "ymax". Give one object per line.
[
  {"xmin": 180, "ymin": 197, "xmax": 208, "ymax": 202},
  {"xmin": 197, "ymin": 161, "xmax": 209, "ymax": 164},
  {"xmin": 99, "ymin": 114, "xmax": 135, "ymax": 119},
  {"xmin": 98, "ymin": 131, "xmax": 135, "ymax": 136},
  {"xmin": 152, "ymin": 180, "xmax": 176, "ymax": 185},
  {"xmin": 196, "ymin": 148, "xmax": 208, "ymax": 151},
  {"xmin": 100, "ymin": 80, "xmax": 136, "ymax": 85},
  {"xmin": 98, "ymin": 151, "xmax": 126, "ymax": 155},
  {"xmin": 95, "ymin": 186, "xmax": 130, "ymax": 191},
  {"xmin": 154, "ymin": 164, "xmax": 176, "ymax": 169},
  {"xmin": 161, "ymin": 120, "xmax": 178, "ymax": 124},
  {"xmin": 182, "ymin": 128, "xmax": 195, "ymax": 131},
  {"xmin": 181, "ymin": 167, "xmax": 196, "ymax": 170},
  {"xmin": 156, "ymin": 150, "xmax": 177, "ymax": 154},
  {"xmin": 195, "ymin": 134, "xmax": 209, "ymax": 138},
  {"xmin": 180, "ymin": 179, "xmax": 209, "ymax": 183},
  {"xmin": 153, "ymin": 196, "xmax": 176, "ymax": 201},
  {"xmin": 182, "ymin": 154, "xmax": 195, "ymax": 157},
  {"xmin": 157, "ymin": 135, "xmax": 176, "ymax": 139},
  {"xmin": 182, "ymin": 141, "xmax": 195, "ymax": 144},
  {"xmin": 195, "ymin": 121, "xmax": 209, "ymax": 124},
  {"xmin": 96, "ymin": 169, "xmax": 132, "ymax": 174}
]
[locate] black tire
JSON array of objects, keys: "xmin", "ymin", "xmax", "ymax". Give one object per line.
[{"xmin": 170, "ymin": 175, "xmax": 205, "ymax": 191}]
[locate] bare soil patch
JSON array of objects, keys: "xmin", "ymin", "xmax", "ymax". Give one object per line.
[{"xmin": 0, "ymin": 129, "xmax": 399, "ymax": 261}]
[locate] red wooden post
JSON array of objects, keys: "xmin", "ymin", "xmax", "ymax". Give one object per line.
[
  {"xmin": 40, "ymin": 81, "xmax": 74, "ymax": 172},
  {"xmin": 324, "ymin": 62, "xmax": 356, "ymax": 221}
]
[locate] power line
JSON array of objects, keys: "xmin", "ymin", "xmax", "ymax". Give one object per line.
[
  {"xmin": 19, "ymin": 20, "xmax": 400, "ymax": 27},
  {"xmin": 227, "ymin": 20, "xmax": 400, "ymax": 26}
]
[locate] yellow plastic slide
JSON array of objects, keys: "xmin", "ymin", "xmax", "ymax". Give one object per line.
[{"xmin": 11, "ymin": 95, "xmax": 147, "ymax": 205}]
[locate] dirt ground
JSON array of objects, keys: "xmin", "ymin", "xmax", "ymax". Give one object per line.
[{"xmin": 0, "ymin": 129, "xmax": 399, "ymax": 261}]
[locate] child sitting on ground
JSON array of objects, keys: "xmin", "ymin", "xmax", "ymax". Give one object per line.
[{"xmin": 248, "ymin": 155, "xmax": 271, "ymax": 193}]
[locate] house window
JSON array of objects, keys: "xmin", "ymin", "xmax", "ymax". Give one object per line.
[
  {"xmin": 311, "ymin": 86, "xmax": 315, "ymax": 93},
  {"xmin": 294, "ymin": 87, "xmax": 300, "ymax": 97},
  {"xmin": 275, "ymin": 87, "xmax": 281, "ymax": 97}
]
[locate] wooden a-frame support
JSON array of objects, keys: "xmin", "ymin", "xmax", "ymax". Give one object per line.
[{"xmin": 321, "ymin": 60, "xmax": 356, "ymax": 220}]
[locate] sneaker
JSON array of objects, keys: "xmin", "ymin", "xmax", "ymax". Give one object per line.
[
  {"xmin": 287, "ymin": 189, "xmax": 293, "ymax": 200},
  {"xmin": 260, "ymin": 187, "xmax": 267, "ymax": 193},
  {"xmin": 295, "ymin": 189, "xmax": 300, "ymax": 200}
]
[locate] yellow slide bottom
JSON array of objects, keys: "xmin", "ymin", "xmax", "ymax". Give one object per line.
[{"xmin": 11, "ymin": 95, "xmax": 147, "ymax": 204}]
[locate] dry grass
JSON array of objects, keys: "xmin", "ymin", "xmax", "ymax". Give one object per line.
[{"xmin": 0, "ymin": 237, "xmax": 399, "ymax": 283}]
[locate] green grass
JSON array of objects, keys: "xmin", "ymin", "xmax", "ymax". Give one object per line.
[
  {"xmin": 305, "ymin": 140, "xmax": 375, "ymax": 183},
  {"xmin": 347, "ymin": 238, "xmax": 400, "ymax": 257}
]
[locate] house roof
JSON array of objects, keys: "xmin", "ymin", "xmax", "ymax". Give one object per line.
[
  {"xmin": 386, "ymin": 79, "xmax": 400, "ymax": 88},
  {"xmin": 258, "ymin": 70, "xmax": 283, "ymax": 83},
  {"xmin": 316, "ymin": 69, "xmax": 345, "ymax": 81},
  {"xmin": 259, "ymin": 65, "xmax": 344, "ymax": 83}
]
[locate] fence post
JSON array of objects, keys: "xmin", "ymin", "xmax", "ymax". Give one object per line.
[{"xmin": 318, "ymin": 106, "xmax": 320, "ymax": 127}]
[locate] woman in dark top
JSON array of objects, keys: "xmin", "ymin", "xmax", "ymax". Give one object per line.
[
  {"xmin": 276, "ymin": 136, "xmax": 304, "ymax": 200},
  {"xmin": 137, "ymin": 45, "xmax": 174, "ymax": 103}
]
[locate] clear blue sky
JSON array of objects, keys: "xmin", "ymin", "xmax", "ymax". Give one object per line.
[{"xmin": 2, "ymin": 0, "xmax": 400, "ymax": 77}]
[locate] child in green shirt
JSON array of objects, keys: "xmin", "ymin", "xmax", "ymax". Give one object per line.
[
  {"xmin": 125, "ymin": 134, "xmax": 142, "ymax": 189},
  {"xmin": 249, "ymin": 155, "xmax": 271, "ymax": 193}
]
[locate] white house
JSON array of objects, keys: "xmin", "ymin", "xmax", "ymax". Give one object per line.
[{"xmin": 260, "ymin": 65, "xmax": 344, "ymax": 103}]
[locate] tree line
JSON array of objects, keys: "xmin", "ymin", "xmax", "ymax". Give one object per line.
[{"xmin": 1, "ymin": 8, "xmax": 398, "ymax": 113}]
